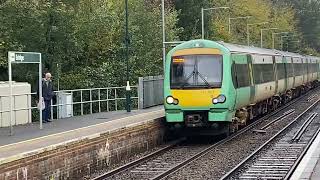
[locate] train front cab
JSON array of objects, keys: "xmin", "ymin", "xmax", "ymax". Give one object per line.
[{"xmin": 164, "ymin": 40, "xmax": 236, "ymax": 134}]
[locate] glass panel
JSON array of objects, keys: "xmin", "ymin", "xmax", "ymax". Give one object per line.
[
  {"xmin": 170, "ymin": 55, "xmax": 223, "ymax": 89},
  {"xmin": 234, "ymin": 64, "xmax": 250, "ymax": 88},
  {"xmin": 253, "ymin": 64, "xmax": 274, "ymax": 84}
]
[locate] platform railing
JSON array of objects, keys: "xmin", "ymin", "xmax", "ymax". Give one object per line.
[{"xmin": 0, "ymin": 86, "xmax": 139, "ymax": 126}]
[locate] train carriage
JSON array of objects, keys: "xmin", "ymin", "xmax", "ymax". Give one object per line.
[{"xmin": 164, "ymin": 39, "xmax": 320, "ymax": 135}]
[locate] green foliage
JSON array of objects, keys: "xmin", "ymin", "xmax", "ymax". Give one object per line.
[
  {"xmin": 0, "ymin": 0, "xmax": 180, "ymax": 90},
  {"xmin": 0, "ymin": 0, "xmax": 318, "ymax": 92}
]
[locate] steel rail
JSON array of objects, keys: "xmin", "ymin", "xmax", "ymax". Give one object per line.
[
  {"xmin": 219, "ymin": 98, "xmax": 320, "ymax": 180},
  {"xmin": 91, "ymin": 139, "xmax": 184, "ymax": 180},
  {"xmin": 254, "ymin": 109, "xmax": 295, "ymax": 132},
  {"xmin": 92, "ymin": 102, "xmax": 290, "ymax": 180},
  {"xmin": 150, "ymin": 94, "xmax": 318, "ymax": 180},
  {"xmin": 91, "ymin": 87, "xmax": 319, "ymax": 180},
  {"xmin": 291, "ymin": 113, "xmax": 318, "ymax": 142},
  {"xmin": 284, "ymin": 127, "xmax": 320, "ymax": 179}
]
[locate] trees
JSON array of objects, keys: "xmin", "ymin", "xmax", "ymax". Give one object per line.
[
  {"xmin": 0, "ymin": 0, "xmax": 180, "ymax": 90},
  {"xmin": 174, "ymin": 0, "xmax": 296, "ymax": 48},
  {"xmin": 0, "ymin": 0, "xmax": 318, "ymax": 90}
]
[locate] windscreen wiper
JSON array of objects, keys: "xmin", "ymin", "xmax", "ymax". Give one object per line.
[
  {"xmin": 180, "ymin": 71, "xmax": 196, "ymax": 89},
  {"xmin": 197, "ymin": 72, "xmax": 211, "ymax": 88}
]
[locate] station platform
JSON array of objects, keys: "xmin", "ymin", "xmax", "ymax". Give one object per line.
[
  {"xmin": 291, "ymin": 128, "xmax": 320, "ymax": 180},
  {"xmin": 0, "ymin": 106, "xmax": 164, "ymax": 163}
]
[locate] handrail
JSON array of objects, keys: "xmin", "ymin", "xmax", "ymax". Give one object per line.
[{"xmin": 0, "ymin": 86, "xmax": 139, "ymax": 124}]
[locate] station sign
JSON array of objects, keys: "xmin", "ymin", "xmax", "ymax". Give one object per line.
[{"xmin": 8, "ymin": 51, "xmax": 41, "ymax": 63}]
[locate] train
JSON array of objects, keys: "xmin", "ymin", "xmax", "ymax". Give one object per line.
[{"xmin": 164, "ymin": 39, "xmax": 320, "ymax": 135}]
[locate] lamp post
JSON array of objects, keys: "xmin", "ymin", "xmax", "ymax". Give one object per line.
[
  {"xmin": 281, "ymin": 34, "xmax": 297, "ymax": 51},
  {"xmin": 201, "ymin": 6, "xmax": 230, "ymax": 39},
  {"xmin": 161, "ymin": 0, "xmax": 165, "ymax": 72},
  {"xmin": 287, "ymin": 40, "xmax": 300, "ymax": 52},
  {"xmin": 281, "ymin": 35, "xmax": 288, "ymax": 51},
  {"xmin": 260, "ymin": 27, "xmax": 278, "ymax": 48},
  {"xmin": 228, "ymin": 16, "xmax": 252, "ymax": 34},
  {"xmin": 125, "ymin": 0, "xmax": 131, "ymax": 112},
  {"xmin": 272, "ymin": 32, "xmax": 289, "ymax": 49},
  {"xmin": 247, "ymin": 22, "xmax": 268, "ymax": 46},
  {"xmin": 161, "ymin": 1, "xmax": 187, "ymax": 75}
]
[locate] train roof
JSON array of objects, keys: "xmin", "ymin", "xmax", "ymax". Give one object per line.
[
  {"xmin": 275, "ymin": 50, "xmax": 303, "ymax": 58},
  {"xmin": 217, "ymin": 41, "xmax": 279, "ymax": 56},
  {"xmin": 175, "ymin": 40, "xmax": 319, "ymax": 60},
  {"xmin": 217, "ymin": 41, "xmax": 318, "ymax": 59}
]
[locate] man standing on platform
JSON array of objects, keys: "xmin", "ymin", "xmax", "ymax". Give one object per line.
[{"xmin": 38, "ymin": 72, "xmax": 54, "ymax": 123}]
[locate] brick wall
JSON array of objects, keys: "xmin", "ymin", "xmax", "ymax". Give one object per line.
[{"xmin": 0, "ymin": 118, "xmax": 165, "ymax": 180}]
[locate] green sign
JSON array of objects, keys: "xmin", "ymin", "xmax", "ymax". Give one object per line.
[{"xmin": 8, "ymin": 51, "xmax": 41, "ymax": 63}]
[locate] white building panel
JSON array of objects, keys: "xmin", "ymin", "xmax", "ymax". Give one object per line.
[{"xmin": 0, "ymin": 82, "xmax": 31, "ymax": 127}]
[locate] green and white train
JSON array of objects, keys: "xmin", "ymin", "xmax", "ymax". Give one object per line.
[{"xmin": 164, "ymin": 39, "xmax": 320, "ymax": 135}]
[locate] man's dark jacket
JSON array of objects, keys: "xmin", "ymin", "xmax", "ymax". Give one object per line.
[{"xmin": 37, "ymin": 80, "xmax": 54, "ymax": 101}]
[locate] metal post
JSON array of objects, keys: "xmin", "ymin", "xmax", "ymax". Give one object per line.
[
  {"xmin": 106, "ymin": 89, "xmax": 109, "ymax": 112},
  {"xmin": 13, "ymin": 96, "xmax": 16, "ymax": 126},
  {"xmin": 56, "ymin": 92, "xmax": 59, "ymax": 120},
  {"xmin": 272, "ymin": 33, "xmax": 275, "ymax": 49},
  {"xmin": 272, "ymin": 32, "xmax": 289, "ymax": 50},
  {"xmin": 281, "ymin": 36, "xmax": 284, "ymax": 51},
  {"xmin": 80, "ymin": 90, "xmax": 83, "ymax": 115},
  {"xmin": 98, "ymin": 89, "xmax": 101, "ymax": 113},
  {"xmin": 115, "ymin": 89, "xmax": 118, "ymax": 111},
  {"xmin": 39, "ymin": 59, "xmax": 42, "ymax": 129},
  {"xmin": 90, "ymin": 90, "xmax": 92, "ymax": 114},
  {"xmin": 162, "ymin": 0, "xmax": 166, "ymax": 72},
  {"xmin": 50, "ymin": 99, "xmax": 53, "ymax": 121},
  {"xmin": 71, "ymin": 91, "xmax": 73, "ymax": 117},
  {"xmin": 0, "ymin": 97, "xmax": 2, "ymax": 127},
  {"xmin": 201, "ymin": 7, "xmax": 229, "ymax": 40},
  {"xmin": 8, "ymin": 54, "xmax": 13, "ymax": 135},
  {"xmin": 229, "ymin": 16, "xmax": 252, "ymax": 35},
  {"xmin": 260, "ymin": 28, "xmax": 278, "ymax": 48},
  {"xmin": 57, "ymin": 63, "xmax": 60, "ymax": 91},
  {"xmin": 228, "ymin": 17, "xmax": 231, "ymax": 34},
  {"xmin": 125, "ymin": 0, "xmax": 131, "ymax": 113},
  {"xmin": 247, "ymin": 24, "xmax": 250, "ymax": 46},
  {"xmin": 260, "ymin": 29, "xmax": 263, "ymax": 48},
  {"xmin": 201, "ymin": 7, "xmax": 204, "ymax": 39},
  {"xmin": 247, "ymin": 22, "xmax": 268, "ymax": 46}
]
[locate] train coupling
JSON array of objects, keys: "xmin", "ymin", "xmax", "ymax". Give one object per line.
[{"xmin": 185, "ymin": 114, "xmax": 203, "ymax": 127}]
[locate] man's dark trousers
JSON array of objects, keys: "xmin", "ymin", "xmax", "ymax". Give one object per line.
[{"xmin": 42, "ymin": 100, "xmax": 51, "ymax": 122}]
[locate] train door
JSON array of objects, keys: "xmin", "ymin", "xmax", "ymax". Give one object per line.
[
  {"xmin": 273, "ymin": 56, "xmax": 278, "ymax": 94},
  {"xmin": 292, "ymin": 57, "xmax": 296, "ymax": 87},
  {"xmin": 247, "ymin": 54, "xmax": 255, "ymax": 103},
  {"xmin": 302, "ymin": 58, "xmax": 306, "ymax": 84},
  {"xmin": 231, "ymin": 54, "xmax": 252, "ymax": 110}
]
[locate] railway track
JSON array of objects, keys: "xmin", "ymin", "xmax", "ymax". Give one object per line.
[
  {"xmin": 220, "ymin": 100, "xmax": 320, "ymax": 180},
  {"xmin": 92, "ymin": 88, "xmax": 320, "ymax": 180},
  {"xmin": 164, "ymin": 88, "xmax": 320, "ymax": 180}
]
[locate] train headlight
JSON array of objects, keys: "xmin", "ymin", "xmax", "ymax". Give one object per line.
[
  {"xmin": 166, "ymin": 96, "xmax": 175, "ymax": 104},
  {"xmin": 166, "ymin": 96, "xmax": 179, "ymax": 105},
  {"xmin": 212, "ymin": 95, "xmax": 226, "ymax": 104}
]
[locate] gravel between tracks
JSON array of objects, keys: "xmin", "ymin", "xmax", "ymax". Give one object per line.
[
  {"xmin": 108, "ymin": 142, "xmax": 212, "ymax": 180},
  {"xmin": 166, "ymin": 89, "xmax": 320, "ymax": 180},
  {"xmin": 87, "ymin": 145, "xmax": 166, "ymax": 180}
]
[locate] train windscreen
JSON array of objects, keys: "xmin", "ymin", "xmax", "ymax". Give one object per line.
[{"xmin": 170, "ymin": 55, "xmax": 223, "ymax": 89}]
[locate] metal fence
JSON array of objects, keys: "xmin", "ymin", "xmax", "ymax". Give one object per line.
[
  {"xmin": 0, "ymin": 86, "xmax": 139, "ymax": 127},
  {"xmin": 138, "ymin": 75, "xmax": 164, "ymax": 109}
]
